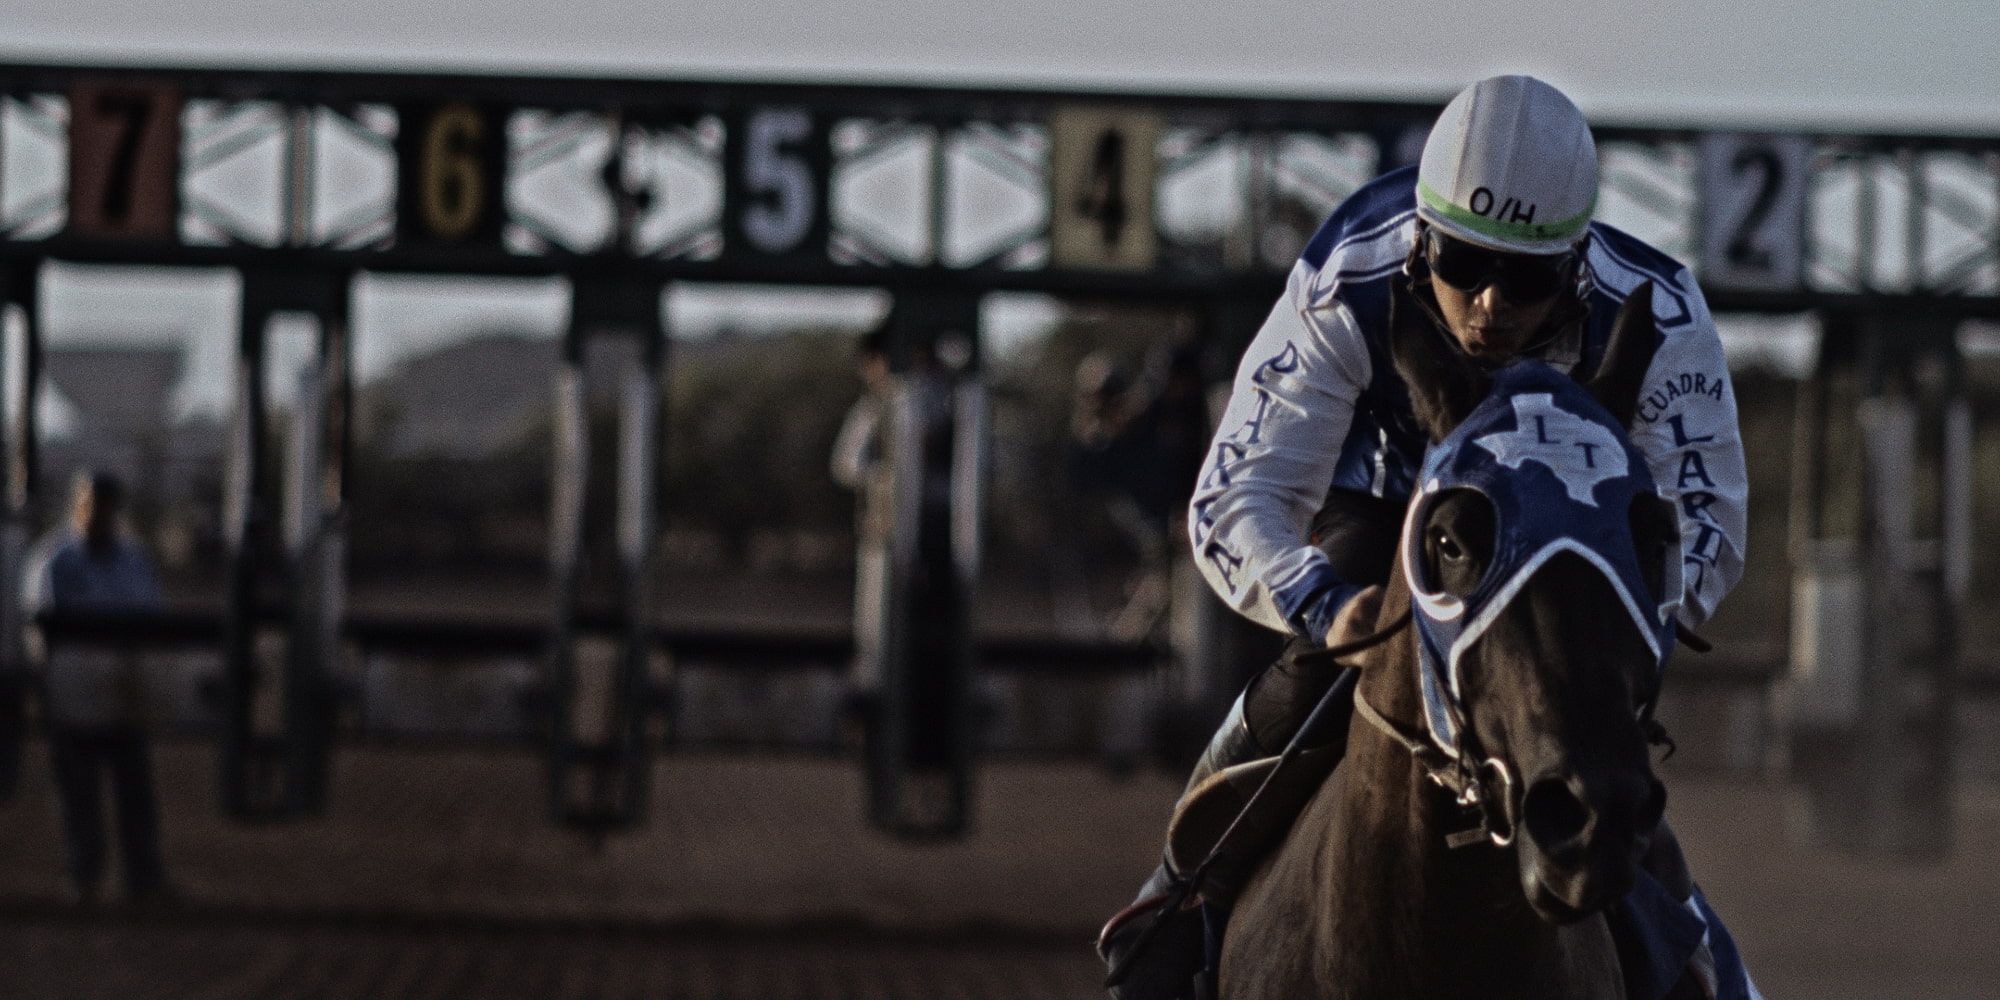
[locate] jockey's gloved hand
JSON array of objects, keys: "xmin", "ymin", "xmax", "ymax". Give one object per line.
[
  {"xmin": 1325, "ymin": 583, "xmax": 1386, "ymax": 650},
  {"xmin": 1244, "ymin": 583, "xmax": 1385, "ymax": 750}
]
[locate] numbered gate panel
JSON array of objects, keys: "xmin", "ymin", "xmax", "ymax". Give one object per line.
[
  {"xmin": 1699, "ymin": 132, "xmax": 1811, "ymax": 293},
  {"xmin": 13, "ymin": 66, "xmax": 2000, "ymax": 305},
  {"xmin": 1048, "ymin": 106, "xmax": 1161, "ymax": 273},
  {"xmin": 65, "ymin": 80, "xmax": 181, "ymax": 242},
  {"xmin": 721, "ymin": 105, "xmax": 832, "ymax": 266},
  {"xmin": 396, "ymin": 101, "xmax": 508, "ymax": 249}
]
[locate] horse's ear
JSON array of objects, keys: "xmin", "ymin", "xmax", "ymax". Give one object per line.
[
  {"xmin": 1585, "ymin": 280, "xmax": 1661, "ymax": 428},
  {"xmin": 1390, "ymin": 277, "xmax": 1489, "ymax": 443}
]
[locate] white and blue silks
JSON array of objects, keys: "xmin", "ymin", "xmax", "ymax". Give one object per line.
[
  {"xmin": 1403, "ymin": 364, "xmax": 1761, "ymax": 1000},
  {"xmin": 1189, "ymin": 166, "xmax": 1748, "ymax": 648}
]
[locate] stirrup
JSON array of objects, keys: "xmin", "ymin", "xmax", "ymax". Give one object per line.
[
  {"xmin": 1098, "ymin": 692, "xmax": 1271, "ymax": 1000},
  {"xmin": 1099, "ymin": 873, "xmax": 1211, "ymax": 1000}
]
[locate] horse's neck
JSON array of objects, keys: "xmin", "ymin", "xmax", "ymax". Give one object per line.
[{"xmin": 1312, "ymin": 625, "xmax": 1560, "ymax": 994}]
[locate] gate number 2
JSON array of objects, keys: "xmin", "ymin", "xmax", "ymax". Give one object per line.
[{"xmin": 1699, "ymin": 133, "xmax": 1809, "ymax": 292}]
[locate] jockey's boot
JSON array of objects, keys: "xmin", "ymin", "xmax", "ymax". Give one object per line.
[
  {"xmin": 1097, "ymin": 692, "xmax": 1263, "ymax": 1000},
  {"xmin": 1099, "ymin": 639, "xmax": 1367, "ymax": 1000}
]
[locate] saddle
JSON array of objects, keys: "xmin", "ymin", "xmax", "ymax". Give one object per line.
[{"xmin": 1162, "ymin": 743, "xmax": 1344, "ymax": 907}]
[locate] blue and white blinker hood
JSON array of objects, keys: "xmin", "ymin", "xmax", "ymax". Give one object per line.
[{"xmin": 1401, "ymin": 362, "xmax": 1680, "ymax": 758}]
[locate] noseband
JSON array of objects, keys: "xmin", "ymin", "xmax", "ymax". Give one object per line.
[
  {"xmin": 1352, "ymin": 682, "xmax": 1519, "ymax": 850},
  {"xmin": 1292, "ymin": 607, "xmax": 1518, "ymax": 850}
]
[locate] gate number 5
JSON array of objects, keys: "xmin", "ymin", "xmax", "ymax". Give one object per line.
[{"xmin": 740, "ymin": 107, "xmax": 816, "ymax": 255}]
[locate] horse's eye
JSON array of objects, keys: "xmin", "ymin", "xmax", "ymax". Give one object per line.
[
  {"xmin": 1430, "ymin": 528, "xmax": 1465, "ymax": 563},
  {"xmin": 1421, "ymin": 490, "xmax": 1492, "ymax": 596}
]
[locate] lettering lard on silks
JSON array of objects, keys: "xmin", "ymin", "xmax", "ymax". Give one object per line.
[{"xmin": 1633, "ymin": 366, "xmax": 1732, "ymax": 605}]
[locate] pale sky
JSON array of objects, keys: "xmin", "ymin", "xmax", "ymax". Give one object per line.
[{"xmin": 7, "ymin": 0, "xmax": 2000, "ymax": 132}]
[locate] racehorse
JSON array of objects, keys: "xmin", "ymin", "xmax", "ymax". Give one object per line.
[{"xmin": 1217, "ymin": 282, "xmax": 1698, "ymax": 1000}]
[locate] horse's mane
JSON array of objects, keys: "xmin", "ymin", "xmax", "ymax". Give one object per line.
[{"xmin": 1391, "ymin": 279, "xmax": 1660, "ymax": 442}]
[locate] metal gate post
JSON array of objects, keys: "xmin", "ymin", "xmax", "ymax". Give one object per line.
[
  {"xmin": 545, "ymin": 309, "xmax": 587, "ymax": 824},
  {"xmin": 220, "ymin": 268, "xmax": 346, "ymax": 821},
  {"xmin": 1786, "ymin": 307, "xmax": 1961, "ymax": 858},
  {"xmin": 0, "ymin": 260, "xmax": 39, "ymax": 801},
  {"xmin": 544, "ymin": 274, "xmax": 664, "ymax": 836},
  {"xmin": 863, "ymin": 290, "xmax": 982, "ymax": 838},
  {"xmin": 279, "ymin": 275, "xmax": 350, "ymax": 815},
  {"xmin": 219, "ymin": 273, "xmax": 271, "ymax": 818}
]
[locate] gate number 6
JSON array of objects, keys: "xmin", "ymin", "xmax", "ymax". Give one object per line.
[{"xmin": 417, "ymin": 104, "xmax": 489, "ymax": 241}]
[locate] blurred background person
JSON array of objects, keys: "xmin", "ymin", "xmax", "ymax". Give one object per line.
[
  {"xmin": 833, "ymin": 322, "xmax": 897, "ymax": 709},
  {"xmin": 1067, "ymin": 345, "xmax": 1209, "ymax": 643},
  {"xmin": 22, "ymin": 470, "xmax": 173, "ymax": 907}
]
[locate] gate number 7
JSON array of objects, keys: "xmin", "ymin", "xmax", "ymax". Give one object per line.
[{"xmin": 93, "ymin": 92, "xmax": 154, "ymax": 225}]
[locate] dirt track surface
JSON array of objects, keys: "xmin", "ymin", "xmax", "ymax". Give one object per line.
[{"xmin": 1, "ymin": 743, "xmax": 1995, "ymax": 998}]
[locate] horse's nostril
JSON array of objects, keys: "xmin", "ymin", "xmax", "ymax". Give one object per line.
[{"xmin": 1524, "ymin": 776, "xmax": 1590, "ymax": 849}]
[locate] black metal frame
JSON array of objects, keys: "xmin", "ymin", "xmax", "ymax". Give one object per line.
[{"xmin": 4, "ymin": 60, "xmax": 1997, "ymax": 836}]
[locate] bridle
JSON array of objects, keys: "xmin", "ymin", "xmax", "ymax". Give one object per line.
[
  {"xmin": 1103, "ymin": 568, "xmax": 1684, "ymax": 989},
  {"xmin": 1352, "ymin": 672, "xmax": 1520, "ymax": 850},
  {"xmin": 1288, "ymin": 605, "xmax": 1516, "ymax": 852}
]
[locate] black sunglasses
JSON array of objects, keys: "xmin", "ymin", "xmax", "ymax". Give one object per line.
[{"xmin": 1424, "ymin": 230, "xmax": 1576, "ymax": 303}]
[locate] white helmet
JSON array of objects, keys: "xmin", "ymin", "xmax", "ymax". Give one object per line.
[{"xmin": 1416, "ymin": 76, "xmax": 1598, "ymax": 256}]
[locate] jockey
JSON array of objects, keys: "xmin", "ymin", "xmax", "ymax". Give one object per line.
[{"xmin": 1101, "ymin": 75, "xmax": 1760, "ymax": 1000}]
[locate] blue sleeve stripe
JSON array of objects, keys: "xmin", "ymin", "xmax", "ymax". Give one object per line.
[
  {"xmin": 1589, "ymin": 224, "xmax": 1694, "ymax": 327},
  {"xmin": 1271, "ymin": 562, "xmax": 1360, "ymax": 642},
  {"xmin": 1300, "ymin": 166, "xmax": 1420, "ymax": 270}
]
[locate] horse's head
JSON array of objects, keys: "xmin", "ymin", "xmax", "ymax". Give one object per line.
[{"xmin": 1392, "ymin": 282, "xmax": 1678, "ymax": 923}]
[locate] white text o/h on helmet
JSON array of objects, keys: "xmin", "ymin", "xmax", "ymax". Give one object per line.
[{"xmin": 1416, "ymin": 75, "xmax": 1598, "ymax": 257}]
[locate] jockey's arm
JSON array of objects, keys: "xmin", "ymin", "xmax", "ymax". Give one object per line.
[
  {"xmin": 1620, "ymin": 275, "xmax": 1748, "ymax": 630},
  {"xmin": 1188, "ymin": 262, "xmax": 1374, "ymax": 645}
]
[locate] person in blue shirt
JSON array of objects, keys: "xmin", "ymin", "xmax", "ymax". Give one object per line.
[
  {"xmin": 1101, "ymin": 76, "xmax": 1759, "ymax": 1000},
  {"xmin": 23, "ymin": 470, "xmax": 172, "ymax": 907}
]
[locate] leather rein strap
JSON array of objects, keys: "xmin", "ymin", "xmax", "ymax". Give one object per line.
[
  {"xmin": 1102, "ymin": 603, "xmax": 1414, "ymax": 991},
  {"xmin": 1352, "ymin": 683, "xmax": 1506, "ymax": 850}
]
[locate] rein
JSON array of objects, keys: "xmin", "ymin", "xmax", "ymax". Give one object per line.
[
  {"xmin": 1347, "ymin": 614, "xmax": 1711, "ymax": 852},
  {"xmin": 1343, "ymin": 614, "xmax": 1707, "ymax": 854},
  {"xmin": 1353, "ymin": 683, "xmax": 1518, "ymax": 850},
  {"xmin": 1299, "ymin": 599, "xmax": 1520, "ymax": 849},
  {"xmin": 1102, "ymin": 602, "xmax": 1413, "ymax": 991}
]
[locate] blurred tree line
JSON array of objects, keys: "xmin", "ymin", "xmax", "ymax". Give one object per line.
[{"xmin": 327, "ymin": 315, "xmax": 1999, "ymax": 648}]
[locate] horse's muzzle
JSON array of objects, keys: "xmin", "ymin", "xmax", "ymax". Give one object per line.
[{"xmin": 1518, "ymin": 765, "xmax": 1666, "ymax": 922}]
